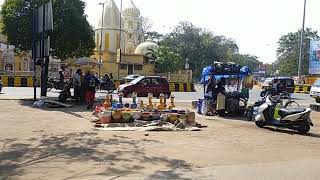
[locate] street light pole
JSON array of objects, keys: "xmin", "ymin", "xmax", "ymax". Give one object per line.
[
  {"xmin": 298, "ymin": 0, "xmax": 307, "ymax": 83},
  {"xmin": 98, "ymin": 2, "xmax": 106, "ymax": 79},
  {"xmin": 117, "ymin": 0, "xmax": 123, "ymax": 81}
]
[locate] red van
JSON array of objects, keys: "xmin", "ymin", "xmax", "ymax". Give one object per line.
[{"xmin": 117, "ymin": 76, "xmax": 171, "ymax": 97}]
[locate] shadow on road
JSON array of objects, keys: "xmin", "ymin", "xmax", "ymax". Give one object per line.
[
  {"xmin": 0, "ymin": 133, "xmax": 191, "ymax": 179},
  {"xmin": 263, "ymin": 127, "xmax": 320, "ymax": 139},
  {"xmin": 17, "ymin": 100, "xmax": 92, "ymax": 120}
]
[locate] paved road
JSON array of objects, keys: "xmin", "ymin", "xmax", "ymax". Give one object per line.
[{"xmin": 0, "ymin": 87, "xmax": 315, "ymax": 107}]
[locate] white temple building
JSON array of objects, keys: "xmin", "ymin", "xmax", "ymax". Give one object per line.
[{"xmin": 92, "ymin": 0, "xmax": 157, "ymax": 78}]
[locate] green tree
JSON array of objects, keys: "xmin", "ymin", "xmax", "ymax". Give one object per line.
[
  {"xmin": 155, "ymin": 46, "xmax": 182, "ymax": 73},
  {"xmin": 0, "ymin": 0, "xmax": 95, "ymax": 60},
  {"xmin": 233, "ymin": 54, "xmax": 261, "ymax": 72},
  {"xmin": 144, "ymin": 46, "xmax": 182, "ymax": 73},
  {"xmin": 275, "ymin": 28, "xmax": 320, "ymax": 76},
  {"xmin": 160, "ymin": 21, "xmax": 244, "ymax": 76}
]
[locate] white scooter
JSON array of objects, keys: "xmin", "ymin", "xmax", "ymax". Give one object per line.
[{"xmin": 255, "ymin": 95, "xmax": 313, "ymax": 134}]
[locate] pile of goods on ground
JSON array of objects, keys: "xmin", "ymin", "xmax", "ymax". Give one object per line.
[{"xmin": 91, "ymin": 92, "xmax": 206, "ymax": 131}]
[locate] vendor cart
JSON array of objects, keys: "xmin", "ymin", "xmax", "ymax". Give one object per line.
[{"xmin": 200, "ymin": 62, "xmax": 253, "ymax": 116}]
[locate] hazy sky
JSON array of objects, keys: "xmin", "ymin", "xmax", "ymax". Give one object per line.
[{"xmin": 1, "ymin": 0, "xmax": 319, "ymax": 63}]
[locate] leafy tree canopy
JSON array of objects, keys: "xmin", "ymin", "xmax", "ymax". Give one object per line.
[
  {"xmin": 274, "ymin": 28, "xmax": 320, "ymax": 76},
  {"xmin": 0, "ymin": 0, "xmax": 95, "ymax": 60},
  {"xmin": 158, "ymin": 21, "xmax": 260, "ymax": 76}
]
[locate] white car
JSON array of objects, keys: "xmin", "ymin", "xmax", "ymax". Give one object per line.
[
  {"xmin": 310, "ymin": 78, "xmax": 320, "ymax": 103},
  {"xmin": 122, "ymin": 74, "xmax": 141, "ymax": 82}
]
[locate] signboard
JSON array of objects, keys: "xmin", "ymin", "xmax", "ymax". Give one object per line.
[
  {"xmin": 259, "ymin": 64, "xmax": 267, "ymax": 71},
  {"xmin": 309, "ymin": 40, "xmax": 320, "ymax": 74},
  {"xmin": 116, "ymin": 48, "xmax": 121, "ymax": 63}
]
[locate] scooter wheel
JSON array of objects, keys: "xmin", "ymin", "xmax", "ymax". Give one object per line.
[
  {"xmin": 297, "ymin": 123, "xmax": 310, "ymax": 134},
  {"xmin": 255, "ymin": 120, "xmax": 265, "ymax": 128}
]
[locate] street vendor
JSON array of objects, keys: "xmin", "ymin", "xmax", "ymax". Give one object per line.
[
  {"xmin": 206, "ymin": 76, "xmax": 217, "ymax": 99},
  {"xmin": 215, "ymin": 77, "xmax": 227, "ymax": 96}
]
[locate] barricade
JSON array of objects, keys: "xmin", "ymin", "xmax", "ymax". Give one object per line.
[
  {"xmin": 0, "ymin": 76, "xmax": 33, "ymax": 87},
  {"xmin": 114, "ymin": 80, "xmax": 195, "ymax": 92},
  {"xmin": 0, "ymin": 76, "xmax": 196, "ymax": 92},
  {"xmin": 294, "ymin": 84, "xmax": 311, "ymax": 94}
]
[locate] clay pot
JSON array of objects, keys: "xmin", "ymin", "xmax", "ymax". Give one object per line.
[
  {"xmin": 112, "ymin": 110, "xmax": 122, "ymax": 122},
  {"xmin": 132, "ymin": 111, "xmax": 142, "ymax": 120},
  {"xmin": 141, "ymin": 112, "xmax": 151, "ymax": 121},
  {"xmin": 160, "ymin": 114, "xmax": 168, "ymax": 121},
  {"xmin": 178, "ymin": 113, "xmax": 187, "ymax": 121},
  {"xmin": 167, "ymin": 113, "xmax": 178, "ymax": 124},
  {"xmin": 122, "ymin": 112, "xmax": 132, "ymax": 123},
  {"xmin": 151, "ymin": 113, "xmax": 161, "ymax": 120},
  {"xmin": 100, "ymin": 111, "xmax": 112, "ymax": 124},
  {"xmin": 186, "ymin": 112, "xmax": 195, "ymax": 124}
]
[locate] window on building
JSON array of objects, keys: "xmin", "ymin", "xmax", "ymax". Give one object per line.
[
  {"xmin": 105, "ymin": 33, "xmax": 109, "ymax": 50},
  {"xmin": 120, "ymin": 64, "xmax": 127, "ymax": 70},
  {"xmin": 129, "ymin": 21, "xmax": 133, "ymax": 28},
  {"xmin": 134, "ymin": 65, "xmax": 143, "ymax": 70}
]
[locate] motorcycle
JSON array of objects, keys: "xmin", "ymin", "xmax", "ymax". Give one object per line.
[
  {"xmin": 47, "ymin": 77, "xmax": 67, "ymax": 91},
  {"xmin": 100, "ymin": 79, "xmax": 116, "ymax": 93},
  {"xmin": 254, "ymin": 94, "xmax": 313, "ymax": 134}
]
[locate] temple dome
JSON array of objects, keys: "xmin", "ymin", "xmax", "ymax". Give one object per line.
[
  {"xmin": 97, "ymin": 0, "xmax": 123, "ymax": 30},
  {"xmin": 123, "ymin": 0, "xmax": 140, "ymax": 17},
  {"xmin": 134, "ymin": 39, "xmax": 159, "ymax": 55}
]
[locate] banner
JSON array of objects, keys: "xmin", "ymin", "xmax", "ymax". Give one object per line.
[{"xmin": 309, "ymin": 40, "xmax": 320, "ymax": 74}]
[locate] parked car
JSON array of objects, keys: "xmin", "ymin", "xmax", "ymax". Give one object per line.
[
  {"xmin": 122, "ymin": 74, "xmax": 141, "ymax": 82},
  {"xmin": 117, "ymin": 76, "xmax": 171, "ymax": 98},
  {"xmin": 310, "ymin": 78, "xmax": 320, "ymax": 103},
  {"xmin": 261, "ymin": 77, "xmax": 294, "ymax": 93}
]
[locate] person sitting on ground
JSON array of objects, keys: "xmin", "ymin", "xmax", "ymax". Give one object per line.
[{"xmin": 85, "ymin": 70, "xmax": 100, "ymax": 109}]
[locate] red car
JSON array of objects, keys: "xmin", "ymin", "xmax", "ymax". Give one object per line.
[{"xmin": 117, "ymin": 76, "xmax": 171, "ymax": 98}]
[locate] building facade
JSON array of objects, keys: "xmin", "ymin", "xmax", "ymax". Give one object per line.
[{"xmin": 92, "ymin": 0, "xmax": 157, "ymax": 79}]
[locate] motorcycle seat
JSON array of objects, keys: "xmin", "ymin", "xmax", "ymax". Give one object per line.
[{"xmin": 279, "ymin": 107, "xmax": 306, "ymax": 117}]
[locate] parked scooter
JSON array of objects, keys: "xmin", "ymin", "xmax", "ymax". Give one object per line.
[
  {"xmin": 47, "ymin": 77, "xmax": 67, "ymax": 91},
  {"xmin": 248, "ymin": 88, "xmax": 298, "ymax": 121},
  {"xmin": 254, "ymin": 94, "xmax": 313, "ymax": 134}
]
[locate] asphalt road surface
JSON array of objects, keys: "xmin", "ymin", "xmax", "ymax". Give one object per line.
[{"xmin": 0, "ymin": 87, "xmax": 315, "ymax": 107}]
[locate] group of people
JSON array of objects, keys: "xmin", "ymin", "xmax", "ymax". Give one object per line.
[
  {"xmin": 206, "ymin": 77, "xmax": 227, "ymax": 100},
  {"xmin": 72, "ymin": 69, "xmax": 98, "ymax": 109},
  {"xmin": 72, "ymin": 70, "xmax": 113, "ymax": 109}
]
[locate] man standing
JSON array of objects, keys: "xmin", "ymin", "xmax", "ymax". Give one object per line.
[
  {"xmin": 73, "ymin": 69, "xmax": 82, "ymax": 104},
  {"xmin": 85, "ymin": 70, "xmax": 100, "ymax": 109}
]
